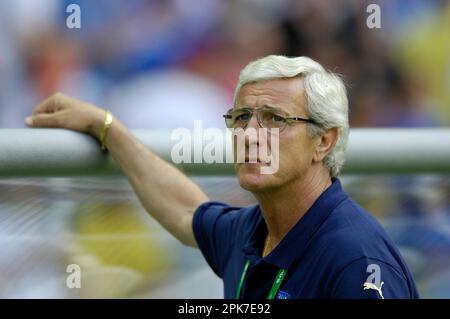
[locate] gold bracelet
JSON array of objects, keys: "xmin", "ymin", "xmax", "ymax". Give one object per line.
[{"xmin": 100, "ymin": 110, "xmax": 113, "ymax": 151}]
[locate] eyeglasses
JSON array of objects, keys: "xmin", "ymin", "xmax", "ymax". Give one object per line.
[{"xmin": 223, "ymin": 107, "xmax": 318, "ymax": 132}]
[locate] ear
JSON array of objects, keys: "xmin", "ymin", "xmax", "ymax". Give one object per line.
[{"xmin": 312, "ymin": 127, "xmax": 339, "ymax": 163}]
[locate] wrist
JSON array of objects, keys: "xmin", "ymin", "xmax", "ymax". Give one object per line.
[
  {"xmin": 99, "ymin": 110, "xmax": 113, "ymax": 151},
  {"xmin": 89, "ymin": 109, "xmax": 108, "ymax": 139}
]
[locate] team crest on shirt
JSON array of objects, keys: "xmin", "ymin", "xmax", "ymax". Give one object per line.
[
  {"xmin": 363, "ymin": 264, "xmax": 385, "ymax": 299},
  {"xmin": 276, "ymin": 290, "xmax": 291, "ymax": 299}
]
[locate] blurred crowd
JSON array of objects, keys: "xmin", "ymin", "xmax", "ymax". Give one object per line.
[{"xmin": 0, "ymin": 0, "xmax": 449, "ymax": 129}]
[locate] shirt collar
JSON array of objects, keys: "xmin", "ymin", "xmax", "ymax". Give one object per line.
[{"xmin": 242, "ymin": 178, "xmax": 349, "ymax": 270}]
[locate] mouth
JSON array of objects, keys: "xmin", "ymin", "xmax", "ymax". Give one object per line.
[{"xmin": 241, "ymin": 156, "xmax": 271, "ymax": 164}]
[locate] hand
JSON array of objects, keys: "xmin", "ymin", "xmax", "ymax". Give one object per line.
[{"xmin": 25, "ymin": 92, "xmax": 107, "ymax": 139}]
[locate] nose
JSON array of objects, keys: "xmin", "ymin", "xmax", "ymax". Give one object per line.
[
  {"xmin": 243, "ymin": 114, "xmax": 260, "ymax": 150},
  {"xmin": 245, "ymin": 112, "xmax": 261, "ymax": 130}
]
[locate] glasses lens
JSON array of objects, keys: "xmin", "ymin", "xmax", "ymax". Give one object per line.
[
  {"xmin": 225, "ymin": 109, "xmax": 252, "ymax": 128},
  {"xmin": 259, "ymin": 109, "xmax": 287, "ymax": 129}
]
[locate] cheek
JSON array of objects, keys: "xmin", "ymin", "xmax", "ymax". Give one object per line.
[{"xmin": 277, "ymin": 135, "xmax": 314, "ymax": 171}]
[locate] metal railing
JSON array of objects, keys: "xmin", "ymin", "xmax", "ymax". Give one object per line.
[{"xmin": 1, "ymin": 128, "xmax": 449, "ymax": 177}]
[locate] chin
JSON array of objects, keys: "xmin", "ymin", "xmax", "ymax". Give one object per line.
[{"xmin": 235, "ymin": 163, "xmax": 276, "ymax": 192}]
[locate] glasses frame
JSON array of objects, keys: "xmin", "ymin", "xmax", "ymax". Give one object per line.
[{"xmin": 223, "ymin": 106, "xmax": 319, "ymax": 132}]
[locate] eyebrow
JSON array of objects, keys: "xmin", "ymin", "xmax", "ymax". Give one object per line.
[{"xmin": 234, "ymin": 105, "xmax": 285, "ymax": 112}]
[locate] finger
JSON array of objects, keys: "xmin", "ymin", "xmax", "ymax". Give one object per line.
[
  {"xmin": 25, "ymin": 113, "xmax": 60, "ymax": 128},
  {"xmin": 32, "ymin": 93, "xmax": 64, "ymax": 115},
  {"xmin": 32, "ymin": 97, "xmax": 58, "ymax": 115}
]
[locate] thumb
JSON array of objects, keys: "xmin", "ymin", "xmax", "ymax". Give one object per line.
[{"xmin": 25, "ymin": 113, "xmax": 60, "ymax": 128}]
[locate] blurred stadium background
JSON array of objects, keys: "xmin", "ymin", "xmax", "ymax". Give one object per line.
[{"xmin": 0, "ymin": 0, "xmax": 449, "ymax": 298}]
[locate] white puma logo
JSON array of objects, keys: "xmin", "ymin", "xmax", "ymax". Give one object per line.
[{"xmin": 363, "ymin": 281, "xmax": 384, "ymax": 299}]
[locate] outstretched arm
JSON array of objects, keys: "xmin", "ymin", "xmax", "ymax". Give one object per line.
[{"xmin": 26, "ymin": 93, "xmax": 208, "ymax": 247}]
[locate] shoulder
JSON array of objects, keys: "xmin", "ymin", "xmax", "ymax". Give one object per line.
[
  {"xmin": 314, "ymin": 197, "xmax": 405, "ymax": 275},
  {"xmin": 329, "ymin": 255, "xmax": 416, "ymax": 298},
  {"xmin": 310, "ymin": 198, "xmax": 418, "ymax": 298}
]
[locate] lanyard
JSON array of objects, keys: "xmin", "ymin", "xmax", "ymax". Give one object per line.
[{"xmin": 235, "ymin": 260, "xmax": 287, "ymax": 299}]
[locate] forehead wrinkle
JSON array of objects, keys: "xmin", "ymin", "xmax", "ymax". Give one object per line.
[{"xmin": 237, "ymin": 85, "xmax": 305, "ymax": 114}]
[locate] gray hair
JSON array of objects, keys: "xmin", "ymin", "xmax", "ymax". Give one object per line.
[{"xmin": 234, "ymin": 55, "xmax": 349, "ymax": 177}]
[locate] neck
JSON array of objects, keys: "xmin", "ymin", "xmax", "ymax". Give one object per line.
[{"xmin": 255, "ymin": 167, "xmax": 332, "ymax": 252}]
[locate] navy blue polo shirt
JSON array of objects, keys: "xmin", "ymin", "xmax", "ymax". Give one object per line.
[{"xmin": 192, "ymin": 178, "xmax": 419, "ymax": 299}]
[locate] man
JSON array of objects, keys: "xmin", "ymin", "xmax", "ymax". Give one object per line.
[{"xmin": 26, "ymin": 55, "xmax": 419, "ymax": 299}]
